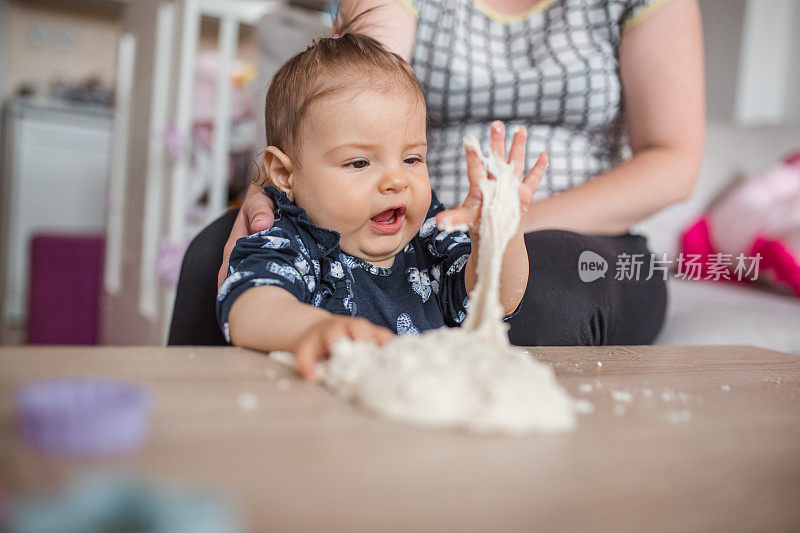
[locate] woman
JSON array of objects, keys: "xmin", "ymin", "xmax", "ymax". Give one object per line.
[{"xmin": 218, "ymin": 0, "xmax": 705, "ymax": 346}]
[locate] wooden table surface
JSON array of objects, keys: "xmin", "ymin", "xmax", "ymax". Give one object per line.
[{"xmin": 1, "ymin": 345, "xmax": 799, "ymax": 531}]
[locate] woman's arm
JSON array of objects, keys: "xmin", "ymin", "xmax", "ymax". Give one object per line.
[
  {"xmin": 228, "ymin": 286, "xmax": 393, "ymax": 380},
  {"xmin": 218, "ymin": 185, "xmax": 276, "ymax": 287},
  {"xmin": 522, "ymin": 0, "xmax": 705, "ymax": 235},
  {"xmin": 342, "ymin": 0, "xmax": 417, "ymax": 60}
]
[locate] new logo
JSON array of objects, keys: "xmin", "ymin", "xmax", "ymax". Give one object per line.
[{"xmin": 578, "ymin": 251, "xmax": 608, "ymax": 282}]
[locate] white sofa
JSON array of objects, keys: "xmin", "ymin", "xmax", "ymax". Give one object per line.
[{"xmin": 635, "ymin": 121, "xmax": 800, "ymax": 355}]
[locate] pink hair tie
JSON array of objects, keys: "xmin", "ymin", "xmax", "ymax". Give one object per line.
[{"xmin": 331, "ymin": 33, "xmax": 340, "ymax": 39}]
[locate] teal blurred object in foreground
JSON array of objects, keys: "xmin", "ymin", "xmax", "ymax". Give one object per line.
[{"xmin": 7, "ymin": 472, "xmax": 241, "ymax": 533}]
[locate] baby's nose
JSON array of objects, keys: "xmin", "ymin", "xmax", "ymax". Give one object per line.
[{"xmin": 380, "ymin": 168, "xmax": 409, "ymax": 192}]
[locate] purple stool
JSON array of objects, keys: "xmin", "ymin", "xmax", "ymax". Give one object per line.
[{"xmin": 27, "ymin": 234, "xmax": 105, "ymax": 345}]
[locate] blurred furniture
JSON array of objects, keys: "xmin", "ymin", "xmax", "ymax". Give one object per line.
[
  {"xmin": 101, "ymin": 0, "xmax": 330, "ymax": 345},
  {"xmin": 0, "ymin": 98, "xmax": 112, "ymax": 332},
  {"xmin": 100, "ymin": 0, "xmax": 281, "ymax": 345},
  {"xmin": 27, "ymin": 234, "xmax": 105, "ymax": 345},
  {"xmin": 636, "ymin": 121, "xmax": 800, "ymax": 354},
  {"xmin": 168, "ymin": 209, "xmax": 235, "ymax": 346},
  {"xmin": 2, "ymin": 344, "xmax": 799, "ymax": 530}
]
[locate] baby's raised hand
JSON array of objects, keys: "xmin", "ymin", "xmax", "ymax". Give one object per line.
[
  {"xmin": 435, "ymin": 121, "xmax": 548, "ymax": 231},
  {"xmin": 295, "ymin": 316, "xmax": 394, "ymax": 381}
]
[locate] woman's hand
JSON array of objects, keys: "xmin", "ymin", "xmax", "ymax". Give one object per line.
[
  {"xmin": 295, "ymin": 316, "xmax": 394, "ymax": 382},
  {"xmin": 435, "ymin": 121, "xmax": 548, "ymax": 231},
  {"xmin": 218, "ymin": 184, "xmax": 276, "ymax": 288}
]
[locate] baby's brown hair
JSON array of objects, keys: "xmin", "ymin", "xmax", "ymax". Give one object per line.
[{"xmin": 263, "ymin": 9, "xmax": 425, "ymax": 172}]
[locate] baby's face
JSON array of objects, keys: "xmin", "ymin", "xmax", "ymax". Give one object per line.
[{"xmin": 290, "ymin": 88, "xmax": 430, "ymax": 268}]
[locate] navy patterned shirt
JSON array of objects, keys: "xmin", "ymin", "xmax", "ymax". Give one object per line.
[{"xmin": 216, "ymin": 186, "xmax": 474, "ymax": 343}]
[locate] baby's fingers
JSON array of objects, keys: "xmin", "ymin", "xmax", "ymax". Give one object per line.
[
  {"xmin": 464, "ymin": 135, "xmax": 487, "ymax": 187},
  {"xmin": 490, "ymin": 121, "xmax": 505, "ymax": 159},
  {"xmin": 347, "ymin": 318, "xmax": 394, "ymax": 345},
  {"xmin": 522, "ymin": 152, "xmax": 549, "ymax": 194},
  {"xmin": 297, "ymin": 321, "xmax": 347, "ymax": 381},
  {"xmin": 508, "ymin": 126, "xmax": 527, "ymax": 176},
  {"xmin": 296, "ymin": 335, "xmax": 327, "ymax": 382}
]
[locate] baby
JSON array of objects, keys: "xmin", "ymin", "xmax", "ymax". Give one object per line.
[{"xmin": 217, "ymin": 18, "xmax": 547, "ymax": 381}]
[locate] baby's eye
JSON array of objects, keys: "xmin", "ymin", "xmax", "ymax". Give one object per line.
[
  {"xmin": 404, "ymin": 156, "xmax": 423, "ymax": 165},
  {"xmin": 346, "ymin": 160, "xmax": 369, "ymax": 169}
]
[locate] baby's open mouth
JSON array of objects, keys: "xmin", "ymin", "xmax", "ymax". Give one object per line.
[{"xmin": 370, "ymin": 205, "xmax": 407, "ymax": 234}]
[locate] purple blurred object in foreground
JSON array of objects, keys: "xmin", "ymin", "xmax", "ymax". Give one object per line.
[{"xmin": 15, "ymin": 379, "xmax": 150, "ymax": 456}]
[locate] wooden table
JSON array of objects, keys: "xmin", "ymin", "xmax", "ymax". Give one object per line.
[{"xmin": 1, "ymin": 345, "xmax": 799, "ymax": 531}]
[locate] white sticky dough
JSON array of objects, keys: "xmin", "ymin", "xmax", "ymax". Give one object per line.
[
  {"xmin": 323, "ymin": 331, "xmax": 577, "ymax": 434},
  {"xmin": 458, "ymin": 135, "xmax": 522, "ymax": 344}
]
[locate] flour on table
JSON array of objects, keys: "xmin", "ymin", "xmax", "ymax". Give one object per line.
[
  {"xmin": 664, "ymin": 409, "xmax": 692, "ymax": 424},
  {"xmin": 237, "ymin": 392, "xmax": 259, "ymax": 411},
  {"xmin": 611, "ymin": 390, "xmax": 632, "ymax": 403},
  {"xmin": 573, "ymin": 399, "xmax": 595, "ymax": 415},
  {"xmin": 274, "ymin": 138, "xmax": 583, "ymax": 435},
  {"xmin": 322, "ymin": 330, "xmax": 577, "ymax": 434}
]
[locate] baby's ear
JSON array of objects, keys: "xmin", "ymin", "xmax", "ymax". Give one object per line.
[{"xmin": 263, "ymin": 146, "xmax": 295, "ymax": 201}]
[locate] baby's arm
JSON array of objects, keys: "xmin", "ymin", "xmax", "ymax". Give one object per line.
[
  {"xmin": 228, "ymin": 286, "xmax": 392, "ymax": 381},
  {"xmin": 218, "ymin": 225, "xmax": 393, "ymax": 380},
  {"xmin": 438, "ymin": 122, "xmax": 548, "ymax": 315},
  {"xmin": 464, "ymin": 223, "xmax": 531, "ymax": 316}
]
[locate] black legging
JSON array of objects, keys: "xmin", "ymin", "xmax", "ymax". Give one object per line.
[
  {"xmin": 168, "ymin": 210, "xmax": 666, "ymax": 346},
  {"xmin": 507, "ymin": 230, "xmax": 666, "ymax": 346}
]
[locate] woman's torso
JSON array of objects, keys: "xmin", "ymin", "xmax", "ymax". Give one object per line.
[{"xmin": 408, "ymin": 0, "xmax": 654, "ymax": 207}]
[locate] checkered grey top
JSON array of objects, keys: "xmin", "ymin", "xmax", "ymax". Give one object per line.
[{"xmin": 405, "ymin": 0, "xmax": 672, "ymax": 207}]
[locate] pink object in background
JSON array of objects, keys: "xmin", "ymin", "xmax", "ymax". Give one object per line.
[
  {"xmin": 708, "ymin": 153, "xmax": 800, "ymax": 256},
  {"xmin": 679, "ymin": 215, "xmax": 719, "ymax": 282},
  {"xmin": 27, "ymin": 235, "xmax": 105, "ymax": 345},
  {"xmin": 679, "ymin": 151, "xmax": 800, "ymax": 298},
  {"xmin": 749, "ymin": 236, "xmax": 800, "ymax": 298}
]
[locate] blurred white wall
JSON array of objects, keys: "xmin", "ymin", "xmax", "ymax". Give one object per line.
[
  {"xmin": 699, "ymin": 0, "xmax": 746, "ymax": 124},
  {"xmin": 701, "ymin": 0, "xmax": 800, "ymax": 127},
  {"xmin": 734, "ymin": 0, "xmax": 798, "ymax": 127}
]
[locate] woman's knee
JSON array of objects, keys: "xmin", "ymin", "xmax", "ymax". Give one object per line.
[{"xmin": 505, "ymin": 229, "xmax": 666, "ymax": 347}]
